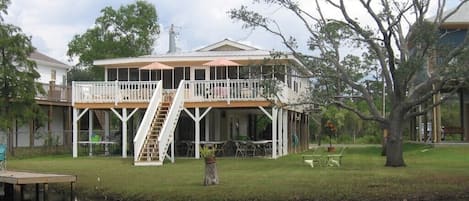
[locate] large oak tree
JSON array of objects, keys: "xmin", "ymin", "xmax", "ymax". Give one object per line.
[
  {"xmin": 230, "ymin": 0, "xmax": 469, "ymax": 166},
  {"xmin": 67, "ymin": 0, "xmax": 160, "ymax": 80}
]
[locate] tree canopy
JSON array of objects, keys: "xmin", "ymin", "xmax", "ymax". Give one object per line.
[
  {"xmin": 67, "ymin": 0, "xmax": 160, "ymax": 80},
  {"xmin": 0, "ymin": 0, "xmax": 44, "ymax": 154},
  {"xmin": 230, "ymin": 0, "xmax": 469, "ymax": 167}
]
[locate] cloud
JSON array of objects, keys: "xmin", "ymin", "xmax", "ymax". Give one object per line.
[{"xmin": 2, "ymin": 0, "xmax": 463, "ymax": 66}]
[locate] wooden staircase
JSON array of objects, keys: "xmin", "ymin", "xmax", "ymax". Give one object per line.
[{"xmin": 136, "ymin": 101, "xmax": 171, "ymax": 163}]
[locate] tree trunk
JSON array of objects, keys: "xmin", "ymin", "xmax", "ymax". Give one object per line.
[
  {"xmin": 7, "ymin": 127, "xmax": 14, "ymax": 156},
  {"xmin": 385, "ymin": 119, "xmax": 405, "ymax": 167},
  {"xmin": 204, "ymin": 158, "xmax": 219, "ymax": 185}
]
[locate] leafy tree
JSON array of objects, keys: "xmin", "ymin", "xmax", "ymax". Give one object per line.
[
  {"xmin": 0, "ymin": 0, "xmax": 43, "ymax": 155},
  {"xmin": 230, "ymin": 0, "xmax": 469, "ymax": 166},
  {"xmin": 67, "ymin": 0, "xmax": 160, "ymax": 80}
]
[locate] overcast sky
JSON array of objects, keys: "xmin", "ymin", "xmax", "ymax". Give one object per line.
[{"xmin": 4, "ymin": 0, "xmax": 459, "ymax": 66}]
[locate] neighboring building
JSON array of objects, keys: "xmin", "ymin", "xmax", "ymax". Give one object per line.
[
  {"xmin": 72, "ymin": 39, "xmax": 312, "ymax": 166},
  {"xmin": 410, "ymin": 4, "xmax": 469, "ymax": 143},
  {"xmin": 1, "ymin": 51, "xmax": 72, "ymax": 147}
]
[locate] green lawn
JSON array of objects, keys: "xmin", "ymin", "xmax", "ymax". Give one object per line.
[{"xmin": 8, "ymin": 144, "xmax": 469, "ymax": 201}]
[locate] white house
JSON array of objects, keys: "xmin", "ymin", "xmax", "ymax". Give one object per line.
[{"xmin": 72, "ymin": 39, "xmax": 312, "ymax": 166}]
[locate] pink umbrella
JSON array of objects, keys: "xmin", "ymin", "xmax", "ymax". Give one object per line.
[
  {"xmin": 202, "ymin": 58, "xmax": 240, "ymax": 66},
  {"xmin": 140, "ymin": 61, "xmax": 174, "ymax": 70},
  {"xmin": 140, "ymin": 62, "xmax": 173, "ymax": 81}
]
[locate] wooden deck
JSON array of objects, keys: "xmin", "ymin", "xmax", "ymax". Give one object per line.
[{"xmin": 0, "ymin": 171, "xmax": 76, "ymax": 201}]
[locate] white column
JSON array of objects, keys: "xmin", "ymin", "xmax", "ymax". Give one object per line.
[
  {"xmin": 195, "ymin": 108, "xmax": 200, "ymax": 159},
  {"xmin": 278, "ymin": 109, "xmax": 283, "ymax": 156},
  {"xmin": 205, "ymin": 112, "xmax": 210, "ymax": 141},
  {"xmin": 122, "ymin": 108, "xmax": 128, "ymax": 158},
  {"xmin": 283, "ymin": 110, "xmax": 288, "ymax": 155},
  {"xmin": 272, "ymin": 107, "xmax": 278, "ymax": 159},
  {"xmin": 88, "ymin": 110, "xmax": 93, "ymax": 156},
  {"xmin": 73, "ymin": 108, "xmax": 78, "ymax": 158},
  {"xmin": 104, "ymin": 111, "xmax": 110, "ymax": 156}
]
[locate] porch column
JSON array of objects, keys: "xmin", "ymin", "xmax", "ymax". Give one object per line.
[
  {"xmin": 272, "ymin": 107, "xmax": 278, "ymax": 159},
  {"xmin": 111, "ymin": 108, "xmax": 139, "ymax": 158},
  {"xmin": 88, "ymin": 110, "xmax": 94, "ymax": 156},
  {"xmin": 195, "ymin": 108, "xmax": 200, "ymax": 158},
  {"xmin": 283, "ymin": 110, "xmax": 288, "ymax": 155},
  {"xmin": 104, "ymin": 111, "xmax": 110, "ymax": 156},
  {"xmin": 123, "ymin": 108, "xmax": 128, "ymax": 157},
  {"xmin": 73, "ymin": 108, "xmax": 89, "ymax": 158},
  {"xmin": 73, "ymin": 108, "xmax": 78, "ymax": 158},
  {"xmin": 205, "ymin": 112, "xmax": 210, "ymax": 141},
  {"xmin": 277, "ymin": 109, "xmax": 283, "ymax": 156},
  {"xmin": 183, "ymin": 107, "xmax": 212, "ymax": 159}
]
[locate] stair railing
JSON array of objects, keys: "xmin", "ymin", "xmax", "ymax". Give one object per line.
[
  {"xmin": 133, "ymin": 81, "xmax": 163, "ymax": 162},
  {"xmin": 158, "ymin": 81, "xmax": 185, "ymax": 161}
]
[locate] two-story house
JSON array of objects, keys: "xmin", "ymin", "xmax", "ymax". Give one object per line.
[
  {"xmin": 72, "ymin": 39, "xmax": 312, "ymax": 166},
  {"xmin": 1, "ymin": 51, "xmax": 72, "ymax": 148}
]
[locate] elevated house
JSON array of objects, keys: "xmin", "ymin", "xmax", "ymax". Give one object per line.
[
  {"xmin": 1, "ymin": 51, "xmax": 72, "ymax": 147},
  {"xmin": 72, "ymin": 38, "xmax": 312, "ymax": 166},
  {"xmin": 410, "ymin": 4, "xmax": 469, "ymax": 143}
]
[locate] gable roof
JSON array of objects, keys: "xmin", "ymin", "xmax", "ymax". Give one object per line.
[
  {"xmin": 30, "ymin": 51, "xmax": 70, "ymax": 69},
  {"xmin": 429, "ymin": 3, "xmax": 469, "ymax": 28},
  {"xmin": 196, "ymin": 39, "xmax": 258, "ymax": 52}
]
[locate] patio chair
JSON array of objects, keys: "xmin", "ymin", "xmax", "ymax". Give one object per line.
[
  {"xmin": 302, "ymin": 147, "xmax": 323, "ymax": 168},
  {"xmin": 0, "ymin": 144, "xmax": 6, "ymax": 171},
  {"xmin": 234, "ymin": 141, "xmax": 247, "ymax": 158},
  {"xmin": 326, "ymin": 147, "xmax": 346, "ymax": 167}
]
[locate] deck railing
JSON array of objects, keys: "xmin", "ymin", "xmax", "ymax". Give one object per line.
[
  {"xmin": 72, "ymin": 81, "xmax": 159, "ymax": 105},
  {"xmin": 183, "ymin": 79, "xmax": 275, "ymax": 102},
  {"xmin": 133, "ymin": 81, "xmax": 163, "ymax": 162},
  {"xmin": 71, "ymin": 79, "xmax": 301, "ymax": 105},
  {"xmin": 158, "ymin": 81, "xmax": 185, "ymax": 162},
  {"xmin": 36, "ymin": 82, "xmax": 71, "ymax": 102}
]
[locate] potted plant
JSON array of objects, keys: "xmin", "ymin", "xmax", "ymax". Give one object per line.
[
  {"xmin": 200, "ymin": 146, "xmax": 218, "ymax": 185},
  {"xmin": 200, "ymin": 146, "xmax": 216, "ymax": 164},
  {"xmin": 325, "ymin": 120, "xmax": 337, "ymax": 152}
]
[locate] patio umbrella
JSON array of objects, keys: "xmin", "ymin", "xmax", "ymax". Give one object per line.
[
  {"xmin": 202, "ymin": 58, "xmax": 240, "ymax": 66},
  {"xmin": 139, "ymin": 62, "xmax": 173, "ymax": 80}
]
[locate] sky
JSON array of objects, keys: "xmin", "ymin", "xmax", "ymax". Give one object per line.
[{"xmin": 3, "ymin": 0, "xmax": 460, "ymax": 66}]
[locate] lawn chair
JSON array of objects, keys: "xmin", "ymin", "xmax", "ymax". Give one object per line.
[
  {"xmin": 302, "ymin": 147, "xmax": 324, "ymax": 168},
  {"xmin": 326, "ymin": 147, "xmax": 346, "ymax": 167},
  {"xmin": 0, "ymin": 144, "xmax": 6, "ymax": 171}
]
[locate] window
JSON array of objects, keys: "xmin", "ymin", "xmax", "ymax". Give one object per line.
[
  {"xmin": 129, "ymin": 68, "xmax": 139, "ymax": 81},
  {"xmin": 239, "ymin": 66, "xmax": 249, "ymax": 79},
  {"xmin": 163, "ymin": 69, "xmax": 173, "ymax": 89},
  {"xmin": 217, "ymin": 66, "xmax": 227, "ymax": 80},
  {"xmin": 108, "ymin": 68, "xmax": 117, "ymax": 81},
  {"xmin": 262, "ymin": 66, "xmax": 272, "ymax": 79},
  {"xmin": 141, "ymin": 70, "xmax": 149, "ymax": 81},
  {"xmin": 184, "ymin": 67, "xmax": 190, "ymax": 80},
  {"xmin": 274, "ymin": 65, "xmax": 285, "ymax": 82},
  {"xmin": 228, "ymin": 66, "xmax": 237, "ymax": 79},
  {"xmin": 174, "ymin": 67, "xmax": 184, "ymax": 87},
  {"xmin": 118, "ymin": 68, "xmax": 128, "ymax": 81}
]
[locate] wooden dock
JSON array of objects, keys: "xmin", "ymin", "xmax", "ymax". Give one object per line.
[{"xmin": 0, "ymin": 170, "xmax": 76, "ymax": 201}]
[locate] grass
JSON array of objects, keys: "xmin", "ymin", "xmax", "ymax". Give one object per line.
[{"xmin": 7, "ymin": 143, "xmax": 469, "ymax": 201}]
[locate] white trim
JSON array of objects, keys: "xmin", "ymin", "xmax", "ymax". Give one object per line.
[{"xmin": 196, "ymin": 39, "xmax": 258, "ymax": 51}]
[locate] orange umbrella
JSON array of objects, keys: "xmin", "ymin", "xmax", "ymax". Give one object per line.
[
  {"xmin": 202, "ymin": 58, "xmax": 240, "ymax": 66},
  {"xmin": 140, "ymin": 62, "xmax": 173, "ymax": 81},
  {"xmin": 140, "ymin": 61, "xmax": 174, "ymax": 70}
]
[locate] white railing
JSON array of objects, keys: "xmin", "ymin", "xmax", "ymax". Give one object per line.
[
  {"xmin": 72, "ymin": 81, "xmax": 159, "ymax": 105},
  {"xmin": 158, "ymin": 81, "xmax": 185, "ymax": 162},
  {"xmin": 183, "ymin": 79, "xmax": 276, "ymax": 102},
  {"xmin": 133, "ymin": 81, "xmax": 163, "ymax": 162}
]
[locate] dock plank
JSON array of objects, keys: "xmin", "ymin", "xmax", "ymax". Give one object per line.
[{"xmin": 0, "ymin": 171, "xmax": 76, "ymax": 184}]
